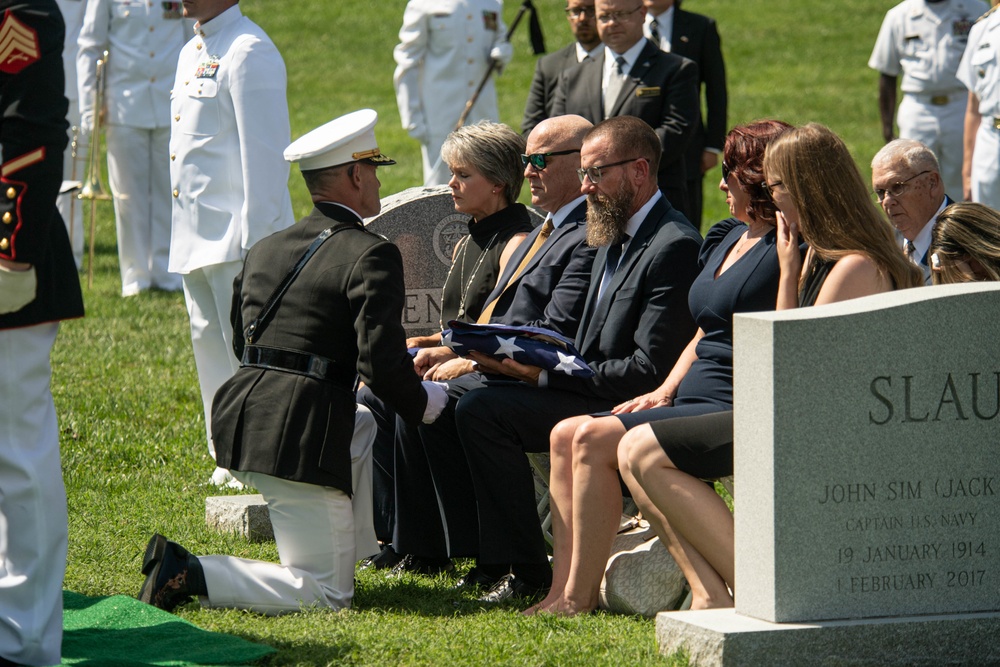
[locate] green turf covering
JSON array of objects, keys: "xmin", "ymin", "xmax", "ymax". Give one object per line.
[{"xmin": 60, "ymin": 591, "xmax": 275, "ymax": 666}]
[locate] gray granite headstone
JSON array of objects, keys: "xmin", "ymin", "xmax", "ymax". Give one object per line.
[
  {"xmin": 732, "ymin": 282, "xmax": 1000, "ymax": 623},
  {"xmin": 366, "ymin": 186, "xmax": 542, "ymax": 337},
  {"xmin": 655, "ymin": 283, "xmax": 1000, "ymax": 666}
]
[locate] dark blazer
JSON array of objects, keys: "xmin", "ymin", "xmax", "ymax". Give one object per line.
[
  {"xmin": 520, "ymin": 42, "xmax": 579, "ymax": 135},
  {"xmin": 480, "ymin": 200, "xmax": 596, "ymax": 338},
  {"xmin": 547, "ymin": 194, "xmax": 702, "ymax": 402},
  {"xmin": 451, "ymin": 193, "xmax": 702, "ymax": 567},
  {"xmin": 212, "ymin": 203, "xmax": 428, "ymax": 496},
  {"xmin": 670, "ymin": 8, "xmax": 728, "ymax": 180},
  {"xmin": 552, "ymin": 40, "xmax": 700, "ymax": 217}
]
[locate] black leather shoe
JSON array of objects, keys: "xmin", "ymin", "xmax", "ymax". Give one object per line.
[
  {"xmin": 478, "ymin": 574, "xmax": 549, "ymax": 603},
  {"xmin": 390, "ymin": 554, "xmax": 454, "ymax": 576},
  {"xmin": 454, "ymin": 566, "xmax": 504, "ymax": 591},
  {"xmin": 359, "ymin": 545, "xmax": 405, "ymax": 571},
  {"xmin": 137, "ymin": 533, "xmax": 205, "ymax": 611}
]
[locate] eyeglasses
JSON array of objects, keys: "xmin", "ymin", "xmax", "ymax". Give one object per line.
[
  {"xmin": 721, "ymin": 161, "xmax": 732, "ymax": 181},
  {"xmin": 565, "ymin": 6, "xmax": 596, "ymax": 19},
  {"xmin": 873, "ymin": 170, "xmax": 930, "ymax": 202},
  {"xmin": 596, "ymin": 5, "xmax": 642, "ymax": 23},
  {"xmin": 521, "ymin": 149, "xmax": 580, "ymax": 171},
  {"xmin": 762, "ymin": 180, "xmax": 783, "ymax": 196},
  {"xmin": 577, "ymin": 157, "xmax": 640, "ymax": 184}
]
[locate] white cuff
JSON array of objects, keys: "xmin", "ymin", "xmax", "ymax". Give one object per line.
[
  {"xmin": 0, "ymin": 264, "xmax": 37, "ymax": 314},
  {"xmin": 537, "ymin": 369, "xmax": 549, "ymax": 388},
  {"xmin": 421, "ymin": 380, "xmax": 449, "ymax": 423}
]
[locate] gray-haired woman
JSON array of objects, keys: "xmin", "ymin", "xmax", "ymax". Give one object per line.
[{"xmin": 406, "ymin": 120, "xmax": 533, "ymax": 353}]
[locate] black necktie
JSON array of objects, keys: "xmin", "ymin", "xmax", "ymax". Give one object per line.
[{"xmin": 649, "ymin": 18, "xmax": 661, "ymax": 46}]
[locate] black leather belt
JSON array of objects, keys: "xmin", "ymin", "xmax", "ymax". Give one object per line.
[{"xmin": 242, "ymin": 344, "xmax": 356, "ymax": 387}]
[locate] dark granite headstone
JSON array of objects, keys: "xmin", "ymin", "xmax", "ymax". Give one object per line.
[{"xmin": 366, "ymin": 185, "xmax": 542, "ymax": 336}]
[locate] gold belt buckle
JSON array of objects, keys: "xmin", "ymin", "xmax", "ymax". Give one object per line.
[
  {"xmin": 993, "ymin": 117, "xmax": 1000, "ymax": 130},
  {"xmin": 930, "ymin": 94, "xmax": 949, "ymax": 106}
]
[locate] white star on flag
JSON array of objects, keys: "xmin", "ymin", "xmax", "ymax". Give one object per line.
[
  {"xmin": 493, "ymin": 335, "xmax": 524, "ymax": 358},
  {"xmin": 554, "ymin": 351, "xmax": 583, "ymax": 374}
]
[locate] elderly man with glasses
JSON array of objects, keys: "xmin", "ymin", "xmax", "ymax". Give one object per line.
[
  {"xmin": 451, "ymin": 116, "xmax": 702, "ymax": 603},
  {"xmin": 552, "ymin": 0, "xmax": 699, "ymax": 223},
  {"xmin": 871, "ymin": 138, "xmax": 952, "ymax": 284},
  {"xmin": 521, "ymin": 0, "xmax": 603, "ymax": 136}
]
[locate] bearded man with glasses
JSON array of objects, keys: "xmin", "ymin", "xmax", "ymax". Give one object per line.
[
  {"xmin": 450, "ymin": 116, "xmax": 701, "ymax": 604},
  {"xmin": 871, "ymin": 138, "xmax": 952, "ymax": 284},
  {"xmin": 552, "ymin": 0, "xmax": 699, "ymax": 224}
]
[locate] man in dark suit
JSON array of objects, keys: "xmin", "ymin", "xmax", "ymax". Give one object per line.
[
  {"xmin": 552, "ymin": 0, "xmax": 699, "ymax": 222},
  {"xmin": 644, "ymin": 0, "xmax": 727, "ymax": 230},
  {"xmin": 521, "ymin": 0, "xmax": 602, "ymax": 135},
  {"xmin": 456, "ymin": 116, "xmax": 702, "ymax": 602},
  {"xmin": 137, "ymin": 110, "xmax": 447, "ymax": 615},
  {"xmin": 0, "ymin": 3, "xmax": 85, "ymax": 663},
  {"xmin": 360, "ymin": 115, "xmax": 599, "ymax": 575}
]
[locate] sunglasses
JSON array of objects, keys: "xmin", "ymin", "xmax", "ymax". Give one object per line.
[
  {"xmin": 722, "ymin": 161, "xmax": 731, "ymax": 181},
  {"xmin": 521, "ymin": 149, "xmax": 580, "ymax": 171}
]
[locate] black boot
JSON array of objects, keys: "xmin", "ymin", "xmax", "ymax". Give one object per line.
[{"xmin": 137, "ymin": 533, "xmax": 207, "ymax": 612}]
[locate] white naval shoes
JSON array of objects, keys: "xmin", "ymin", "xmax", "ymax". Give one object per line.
[{"xmin": 209, "ymin": 466, "xmax": 245, "ymax": 490}]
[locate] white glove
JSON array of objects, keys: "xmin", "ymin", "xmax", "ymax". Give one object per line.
[
  {"xmin": 0, "ymin": 262, "xmax": 37, "ymax": 314},
  {"xmin": 420, "ymin": 380, "xmax": 449, "ymax": 424},
  {"xmin": 79, "ymin": 110, "xmax": 95, "ymax": 136}
]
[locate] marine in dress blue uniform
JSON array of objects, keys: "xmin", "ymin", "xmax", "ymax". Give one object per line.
[{"xmin": 0, "ymin": 2, "xmax": 84, "ymax": 663}]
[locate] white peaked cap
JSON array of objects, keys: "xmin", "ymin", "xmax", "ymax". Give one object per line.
[{"xmin": 284, "ymin": 109, "xmax": 395, "ymax": 171}]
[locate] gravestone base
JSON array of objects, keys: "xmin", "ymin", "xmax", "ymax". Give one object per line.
[
  {"xmin": 657, "ymin": 608, "xmax": 1000, "ymax": 666},
  {"xmin": 205, "ymin": 495, "xmax": 273, "ymax": 542}
]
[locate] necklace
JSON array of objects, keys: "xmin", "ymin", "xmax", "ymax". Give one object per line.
[{"xmin": 440, "ymin": 231, "xmax": 500, "ymax": 325}]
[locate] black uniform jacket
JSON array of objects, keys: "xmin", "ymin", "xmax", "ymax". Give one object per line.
[
  {"xmin": 0, "ymin": 0, "xmax": 83, "ymax": 330},
  {"xmin": 212, "ymin": 203, "xmax": 428, "ymax": 496}
]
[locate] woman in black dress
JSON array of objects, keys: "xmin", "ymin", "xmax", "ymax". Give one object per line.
[
  {"xmin": 617, "ymin": 123, "xmax": 924, "ymax": 612},
  {"xmin": 528, "ymin": 120, "xmax": 792, "ymax": 616}
]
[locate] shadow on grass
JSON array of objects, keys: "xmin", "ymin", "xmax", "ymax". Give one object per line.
[{"xmin": 353, "ymin": 564, "xmax": 537, "ymax": 618}]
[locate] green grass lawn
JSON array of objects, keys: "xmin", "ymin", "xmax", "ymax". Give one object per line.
[{"xmin": 56, "ymin": 1, "xmax": 900, "ymax": 664}]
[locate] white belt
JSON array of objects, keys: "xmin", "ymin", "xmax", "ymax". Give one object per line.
[{"xmin": 904, "ymin": 91, "xmax": 964, "ymax": 106}]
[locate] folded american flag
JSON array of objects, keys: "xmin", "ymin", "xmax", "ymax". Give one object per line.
[{"xmin": 442, "ymin": 321, "xmax": 595, "ymax": 378}]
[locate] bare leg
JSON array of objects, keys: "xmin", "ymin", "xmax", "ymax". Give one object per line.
[
  {"xmin": 619, "ymin": 424, "xmax": 734, "ymax": 609},
  {"xmin": 546, "ymin": 416, "xmax": 627, "ymax": 616},
  {"xmin": 524, "ymin": 414, "xmax": 594, "ymax": 616}
]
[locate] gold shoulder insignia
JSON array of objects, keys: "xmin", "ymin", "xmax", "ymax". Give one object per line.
[{"xmin": 976, "ymin": 4, "xmax": 1000, "ymax": 23}]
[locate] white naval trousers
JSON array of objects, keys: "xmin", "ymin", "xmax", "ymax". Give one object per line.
[
  {"xmin": 57, "ymin": 102, "xmax": 84, "ymax": 269},
  {"xmin": 199, "ymin": 407, "xmax": 380, "ymax": 614},
  {"xmin": 0, "ymin": 324, "xmax": 66, "ymax": 666},
  {"xmin": 106, "ymin": 123, "xmax": 179, "ymax": 296},
  {"xmin": 897, "ymin": 93, "xmax": 966, "ymax": 199},
  {"xmin": 181, "ymin": 261, "xmax": 242, "ymax": 460},
  {"xmin": 972, "ymin": 121, "xmax": 1000, "ymax": 209},
  {"xmin": 421, "ymin": 130, "xmax": 453, "ymax": 187}
]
